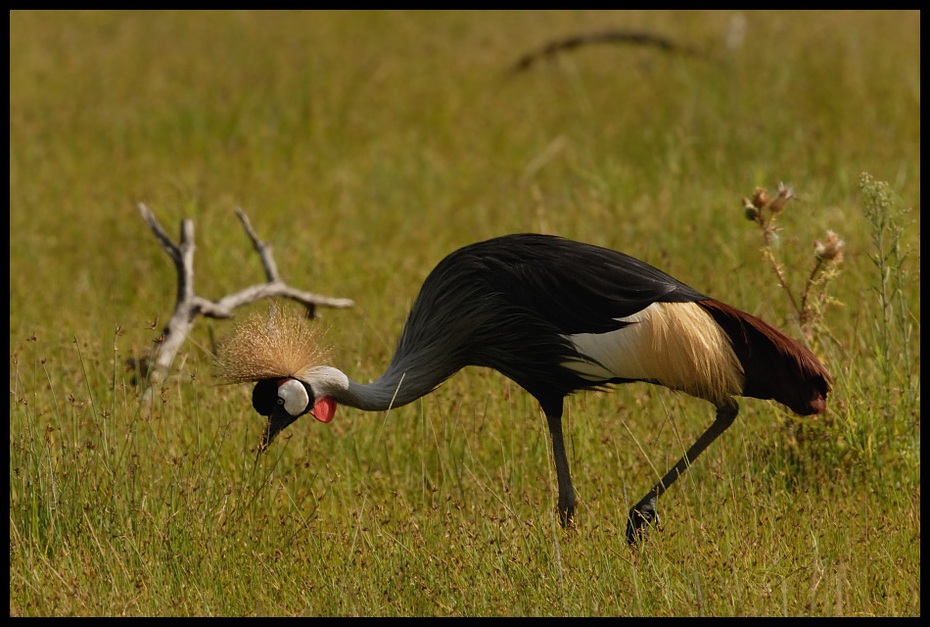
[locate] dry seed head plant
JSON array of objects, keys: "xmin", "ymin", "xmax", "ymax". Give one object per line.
[{"xmin": 743, "ymin": 182, "xmax": 845, "ymax": 349}]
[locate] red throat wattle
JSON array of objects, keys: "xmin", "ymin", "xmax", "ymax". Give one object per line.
[{"xmin": 310, "ymin": 397, "xmax": 337, "ymax": 423}]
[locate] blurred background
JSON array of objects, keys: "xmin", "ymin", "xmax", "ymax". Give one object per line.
[{"xmin": 10, "ymin": 11, "xmax": 920, "ymax": 616}]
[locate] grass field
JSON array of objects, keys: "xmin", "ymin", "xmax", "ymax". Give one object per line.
[{"xmin": 9, "ymin": 10, "xmax": 920, "ymax": 616}]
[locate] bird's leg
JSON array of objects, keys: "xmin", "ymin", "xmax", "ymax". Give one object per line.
[
  {"xmin": 543, "ymin": 403, "xmax": 577, "ymax": 528},
  {"xmin": 626, "ymin": 400, "xmax": 739, "ymax": 544}
]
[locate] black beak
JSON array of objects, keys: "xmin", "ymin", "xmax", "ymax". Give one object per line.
[{"xmin": 259, "ymin": 405, "xmax": 299, "ymax": 453}]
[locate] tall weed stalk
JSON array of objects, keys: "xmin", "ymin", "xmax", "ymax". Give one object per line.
[{"xmin": 859, "ymin": 172, "xmax": 919, "ymax": 417}]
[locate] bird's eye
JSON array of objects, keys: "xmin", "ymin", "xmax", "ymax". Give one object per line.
[{"xmin": 276, "ymin": 397, "xmax": 285, "ymax": 406}]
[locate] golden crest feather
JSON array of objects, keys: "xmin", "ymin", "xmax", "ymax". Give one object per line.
[{"xmin": 215, "ymin": 305, "xmax": 331, "ymax": 384}]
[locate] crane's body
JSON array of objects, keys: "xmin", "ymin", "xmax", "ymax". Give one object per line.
[{"xmin": 223, "ymin": 233, "xmax": 832, "ymax": 543}]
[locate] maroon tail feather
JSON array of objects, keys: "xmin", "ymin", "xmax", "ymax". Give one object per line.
[{"xmin": 697, "ymin": 299, "xmax": 832, "ymax": 416}]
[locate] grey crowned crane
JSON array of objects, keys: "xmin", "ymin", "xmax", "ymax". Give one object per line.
[{"xmin": 218, "ymin": 233, "xmax": 832, "ymax": 543}]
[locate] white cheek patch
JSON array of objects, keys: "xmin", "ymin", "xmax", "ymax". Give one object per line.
[{"xmin": 278, "ymin": 379, "xmax": 310, "ymax": 417}]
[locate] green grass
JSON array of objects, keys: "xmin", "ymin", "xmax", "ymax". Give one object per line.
[{"xmin": 10, "ymin": 10, "xmax": 920, "ymax": 616}]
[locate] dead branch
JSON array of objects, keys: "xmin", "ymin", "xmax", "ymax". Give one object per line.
[
  {"xmin": 509, "ymin": 29, "xmax": 706, "ymax": 74},
  {"xmin": 137, "ymin": 203, "xmax": 354, "ymax": 402}
]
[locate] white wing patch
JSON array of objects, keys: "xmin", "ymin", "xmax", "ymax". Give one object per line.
[{"xmin": 562, "ymin": 301, "xmax": 744, "ymax": 406}]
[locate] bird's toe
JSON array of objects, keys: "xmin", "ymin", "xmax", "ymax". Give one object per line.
[
  {"xmin": 558, "ymin": 504, "xmax": 576, "ymax": 529},
  {"xmin": 557, "ymin": 494, "xmax": 578, "ymax": 529}
]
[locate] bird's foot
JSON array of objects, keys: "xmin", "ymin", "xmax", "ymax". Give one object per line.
[
  {"xmin": 626, "ymin": 495, "xmax": 660, "ymax": 545},
  {"xmin": 557, "ymin": 497, "xmax": 577, "ymax": 529}
]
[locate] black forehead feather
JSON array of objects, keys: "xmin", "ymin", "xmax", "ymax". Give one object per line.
[{"xmin": 252, "ymin": 378, "xmax": 280, "ymax": 416}]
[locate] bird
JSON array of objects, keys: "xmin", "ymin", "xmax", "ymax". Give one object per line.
[{"xmin": 216, "ymin": 233, "xmax": 832, "ymax": 543}]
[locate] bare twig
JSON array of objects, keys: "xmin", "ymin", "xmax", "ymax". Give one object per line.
[
  {"xmin": 234, "ymin": 207, "xmax": 280, "ymax": 281},
  {"xmin": 137, "ymin": 203, "xmax": 354, "ymax": 402},
  {"xmin": 509, "ymin": 29, "xmax": 706, "ymax": 74}
]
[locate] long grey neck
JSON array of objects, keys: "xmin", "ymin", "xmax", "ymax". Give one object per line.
[
  {"xmin": 335, "ymin": 363, "xmax": 450, "ymax": 412},
  {"xmin": 319, "ymin": 334, "xmax": 464, "ymax": 413}
]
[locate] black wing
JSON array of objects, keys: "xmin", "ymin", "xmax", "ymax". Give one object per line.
[
  {"xmin": 390, "ymin": 233, "xmax": 709, "ymax": 402},
  {"xmin": 462, "ymin": 233, "xmax": 708, "ymax": 335}
]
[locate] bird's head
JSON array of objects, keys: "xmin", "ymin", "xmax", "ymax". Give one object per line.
[
  {"xmin": 250, "ymin": 375, "xmax": 338, "ymax": 451},
  {"xmin": 215, "ymin": 306, "xmax": 337, "ymax": 451}
]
